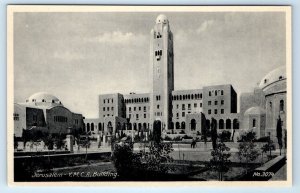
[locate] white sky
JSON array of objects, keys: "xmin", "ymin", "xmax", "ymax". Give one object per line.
[{"xmin": 13, "ymin": 12, "xmax": 286, "ymax": 118}]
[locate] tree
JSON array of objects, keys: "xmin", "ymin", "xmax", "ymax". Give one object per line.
[
  {"xmin": 219, "ymin": 130, "xmax": 231, "ymax": 142},
  {"xmin": 42, "ymin": 133, "xmax": 54, "ymax": 150},
  {"xmin": 53, "ymin": 134, "xmax": 65, "ymax": 150},
  {"xmin": 14, "ymin": 135, "xmax": 18, "ymax": 150},
  {"xmin": 276, "ymin": 116, "xmax": 283, "ymax": 155},
  {"xmin": 209, "ymin": 142, "xmax": 231, "ymax": 181},
  {"xmin": 81, "ymin": 135, "xmax": 91, "ymax": 162},
  {"xmin": 112, "ymin": 140, "xmax": 174, "ymax": 179},
  {"xmin": 262, "ymin": 136, "xmax": 274, "ymax": 160},
  {"xmin": 237, "ymin": 131, "xmax": 259, "ymax": 173},
  {"xmin": 211, "ymin": 117, "xmax": 218, "ymax": 150}
]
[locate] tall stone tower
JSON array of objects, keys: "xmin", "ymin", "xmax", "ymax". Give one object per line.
[{"xmin": 149, "ymin": 14, "xmax": 174, "ymax": 132}]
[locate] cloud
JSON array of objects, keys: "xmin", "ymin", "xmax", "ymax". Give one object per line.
[
  {"xmin": 196, "ymin": 20, "xmax": 214, "ymax": 34},
  {"xmin": 87, "ymin": 31, "xmax": 147, "ymax": 45},
  {"xmin": 53, "ymin": 50, "xmax": 84, "ymax": 62}
]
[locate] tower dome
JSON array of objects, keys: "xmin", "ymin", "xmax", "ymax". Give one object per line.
[
  {"xmin": 244, "ymin": 106, "xmax": 266, "ymax": 116},
  {"xmin": 156, "ymin": 14, "xmax": 168, "ymax": 24},
  {"xmin": 27, "ymin": 92, "xmax": 62, "ymax": 105},
  {"xmin": 259, "ymin": 66, "xmax": 286, "ymax": 89}
]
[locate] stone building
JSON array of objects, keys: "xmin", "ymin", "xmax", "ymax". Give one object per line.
[
  {"xmin": 84, "ymin": 14, "xmax": 287, "ymax": 142},
  {"xmin": 240, "ymin": 66, "xmax": 287, "ymax": 141},
  {"xmin": 13, "ymin": 92, "xmax": 84, "ymax": 137},
  {"xmin": 84, "ymin": 14, "xmax": 239, "ymax": 139}
]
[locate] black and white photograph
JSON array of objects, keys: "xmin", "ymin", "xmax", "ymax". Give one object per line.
[{"xmin": 7, "ymin": 5, "xmax": 292, "ymax": 185}]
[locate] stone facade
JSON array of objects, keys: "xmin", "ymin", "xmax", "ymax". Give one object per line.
[
  {"xmin": 83, "ymin": 14, "xmax": 287, "ymax": 142},
  {"xmin": 13, "ymin": 92, "xmax": 84, "ymax": 137}
]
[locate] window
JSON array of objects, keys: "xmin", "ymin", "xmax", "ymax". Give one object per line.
[
  {"xmin": 134, "ymin": 107, "xmax": 136, "ymax": 111},
  {"xmin": 13, "ymin": 113, "xmax": 19, "ymax": 121},
  {"xmin": 252, "ymin": 119, "xmax": 256, "ymax": 128},
  {"xmin": 139, "ymin": 107, "xmax": 141, "ymax": 111},
  {"xmin": 221, "ymin": 100, "xmax": 224, "ymax": 105},
  {"xmin": 144, "ymin": 114, "xmax": 146, "ymax": 118},
  {"xmin": 157, "ymin": 105, "xmax": 160, "ymax": 109},
  {"xmin": 208, "ymin": 109, "xmax": 211, "ymax": 114},
  {"xmin": 226, "ymin": 119, "xmax": 231, "ymax": 129},
  {"xmin": 136, "ymin": 114, "xmax": 139, "ymax": 120},
  {"xmin": 107, "ymin": 107, "xmax": 109, "ymax": 111},
  {"xmin": 215, "ymin": 101, "xmax": 218, "ymax": 105},
  {"xmin": 144, "ymin": 106, "xmax": 146, "ymax": 112},
  {"xmin": 176, "ymin": 113, "xmax": 179, "ymax": 119},
  {"xmin": 33, "ymin": 115, "xmax": 37, "ymax": 122},
  {"xmin": 215, "ymin": 90, "xmax": 217, "ymax": 96},
  {"xmin": 221, "ymin": 109, "xmax": 224, "ymax": 114},
  {"xmin": 200, "ymin": 103, "xmax": 202, "ymax": 107},
  {"xmin": 129, "ymin": 107, "xmax": 131, "ymax": 112},
  {"xmin": 280, "ymin": 100, "xmax": 284, "ymax": 111},
  {"xmin": 214, "ymin": 109, "xmax": 217, "ymax": 114},
  {"xmin": 209, "ymin": 91, "xmax": 211, "ymax": 96},
  {"xmin": 194, "ymin": 103, "xmax": 197, "ymax": 108},
  {"xmin": 200, "ymin": 93, "xmax": 202, "ymax": 99},
  {"xmin": 103, "ymin": 99, "xmax": 105, "ymax": 104},
  {"xmin": 233, "ymin": 119, "xmax": 239, "ymax": 129},
  {"xmin": 103, "ymin": 107, "xmax": 105, "ymax": 111},
  {"xmin": 129, "ymin": 114, "xmax": 131, "ymax": 119},
  {"xmin": 221, "ymin": 90, "xmax": 224, "ymax": 95},
  {"xmin": 112, "ymin": 107, "xmax": 114, "ymax": 111},
  {"xmin": 108, "ymin": 99, "xmax": 109, "ymax": 103},
  {"xmin": 182, "ymin": 112, "xmax": 185, "ymax": 117},
  {"xmin": 112, "ymin": 99, "xmax": 113, "ymax": 103},
  {"xmin": 182, "ymin": 104, "xmax": 185, "ymax": 110},
  {"xmin": 188, "ymin": 104, "xmax": 191, "ymax": 110},
  {"xmin": 219, "ymin": 119, "xmax": 224, "ymax": 129},
  {"xmin": 176, "ymin": 104, "xmax": 179, "ymax": 109},
  {"xmin": 208, "ymin": 101, "xmax": 211, "ymax": 105}
]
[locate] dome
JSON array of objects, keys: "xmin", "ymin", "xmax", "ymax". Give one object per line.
[
  {"xmin": 259, "ymin": 66, "xmax": 286, "ymax": 89},
  {"xmin": 244, "ymin": 106, "xmax": 266, "ymax": 116},
  {"xmin": 27, "ymin": 92, "xmax": 61, "ymax": 104},
  {"xmin": 156, "ymin": 14, "xmax": 168, "ymax": 24}
]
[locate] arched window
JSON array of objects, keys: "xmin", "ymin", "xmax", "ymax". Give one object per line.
[
  {"xmin": 252, "ymin": 119, "xmax": 256, "ymax": 128},
  {"xmin": 133, "ymin": 123, "xmax": 137, "ymax": 131},
  {"xmin": 91, "ymin": 123, "xmax": 94, "ymax": 131},
  {"xmin": 98, "ymin": 122, "xmax": 102, "ymax": 131},
  {"xmin": 195, "ymin": 94, "xmax": 198, "ymax": 99},
  {"xmin": 129, "ymin": 123, "xmax": 132, "ymax": 130},
  {"xmin": 191, "ymin": 94, "xmax": 194, "ymax": 100},
  {"xmin": 219, "ymin": 119, "xmax": 224, "ymax": 129},
  {"xmin": 86, "ymin": 123, "xmax": 90, "ymax": 132},
  {"xmin": 138, "ymin": 123, "xmax": 142, "ymax": 131},
  {"xmin": 280, "ymin": 100, "xmax": 284, "ymax": 111},
  {"xmin": 181, "ymin": 122, "xmax": 185, "ymax": 129},
  {"xmin": 233, "ymin": 119, "xmax": 239, "ymax": 129},
  {"xmin": 170, "ymin": 122, "xmax": 174, "ymax": 129},
  {"xmin": 142, "ymin": 123, "xmax": 147, "ymax": 131},
  {"xmin": 188, "ymin": 94, "xmax": 190, "ymax": 100},
  {"xmin": 215, "ymin": 90, "xmax": 217, "ymax": 96},
  {"xmin": 180, "ymin": 95, "xmax": 182, "ymax": 100},
  {"xmin": 191, "ymin": 119, "xmax": 196, "ymax": 130},
  {"xmin": 200, "ymin": 93, "xmax": 202, "ymax": 99},
  {"xmin": 176, "ymin": 122, "xmax": 180, "ymax": 129},
  {"xmin": 183, "ymin": 95, "xmax": 186, "ymax": 100},
  {"xmin": 226, "ymin": 119, "xmax": 231, "ymax": 129}
]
